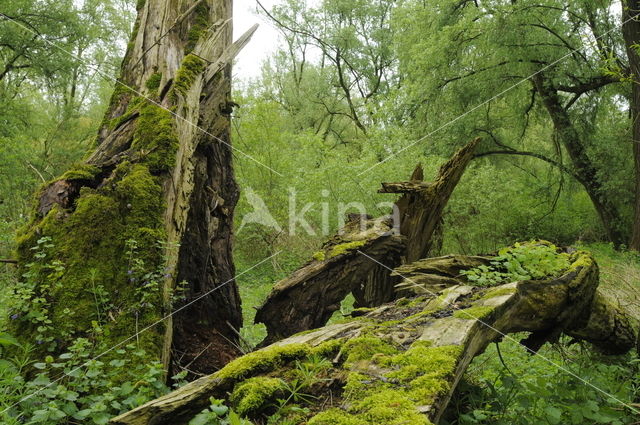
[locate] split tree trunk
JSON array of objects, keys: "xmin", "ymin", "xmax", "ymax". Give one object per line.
[
  {"xmin": 13, "ymin": 0, "xmax": 252, "ymax": 376},
  {"xmin": 255, "ymin": 139, "xmax": 480, "ymax": 344}
]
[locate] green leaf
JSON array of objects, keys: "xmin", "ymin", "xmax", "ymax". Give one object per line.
[{"xmin": 544, "ymin": 406, "xmax": 562, "ymax": 424}]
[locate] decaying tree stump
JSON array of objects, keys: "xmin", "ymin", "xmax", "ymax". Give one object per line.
[
  {"xmin": 255, "ymin": 139, "xmax": 480, "ymax": 343},
  {"xmin": 111, "ymin": 248, "xmax": 637, "ymax": 425},
  {"xmin": 383, "ymin": 137, "xmax": 480, "ymax": 263},
  {"xmin": 12, "ymin": 0, "xmax": 253, "ymax": 375}
]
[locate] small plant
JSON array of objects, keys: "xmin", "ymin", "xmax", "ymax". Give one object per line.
[
  {"xmin": 10, "ymin": 237, "xmax": 66, "ymax": 350},
  {"xmin": 0, "ymin": 339, "xmax": 186, "ymax": 425},
  {"xmin": 189, "ymin": 398, "xmax": 252, "ymax": 425},
  {"xmin": 462, "ymin": 241, "xmax": 570, "ymax": 287},
  {"xmin": 87, "ymin": 268, "xmax": 113, "ymax": 326},
  {"xmin": 448, "ymin": 336, "xmax": 640, "ymax": 425}
]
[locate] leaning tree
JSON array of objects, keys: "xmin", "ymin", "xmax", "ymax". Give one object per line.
[{"xmin": 12, "ymin": 0, "xmax": 254, "ymax": 376}]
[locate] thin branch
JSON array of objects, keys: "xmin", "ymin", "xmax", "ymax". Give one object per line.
[{"xmin": 474, "ymin": 150, "xmax": 580, "ymax": 181}]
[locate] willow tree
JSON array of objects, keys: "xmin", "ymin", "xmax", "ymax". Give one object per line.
[
  {"xmin": 394, "ymin": 0, "xmax": 632, "ymax": 246},
  {"xmin": 12, "ymin": 0, "xmax": 254, "ymax": 375}
]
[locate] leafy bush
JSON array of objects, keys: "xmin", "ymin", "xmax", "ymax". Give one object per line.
[
  {"xmin": 462, "ymin": 241, "xmax": 570, "ymax": 287},
  {"xmin": 0, "ymin": 337, "xmax": 185, "ymax": 424},
  {"xmin": 189, "ymin": 398, "xmax": 252, "ymax": 425}
]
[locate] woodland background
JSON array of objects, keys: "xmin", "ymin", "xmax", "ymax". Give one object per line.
[{"xmin": 0, "ymin": 0, "xmax": 639, "ymax": 424}]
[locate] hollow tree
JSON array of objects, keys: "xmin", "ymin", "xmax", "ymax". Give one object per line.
[{"xmin": 12, "ymin": 0, "xmax": 254, "ymax": 376}]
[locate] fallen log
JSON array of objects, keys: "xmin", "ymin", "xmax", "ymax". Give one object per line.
[
  {"xmin": 254, "ymin": 216, "xmax": 405, "ymax": 345},
  {"xmin": 111, "ymin": 248, "xmax": 636, "ymax": 425},
  {"xmin": 255, "ymin": 139, "xmax": 481, "ymax": 344}
]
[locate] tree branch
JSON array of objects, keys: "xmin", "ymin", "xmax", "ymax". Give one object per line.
[{"xmin": 474, "ymin": 150, "xmax": 581, "ymax": 181}]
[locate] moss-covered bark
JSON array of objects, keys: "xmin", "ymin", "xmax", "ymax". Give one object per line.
[{"xmin": 11, "ymin": 0, "xmax": 250, "ymax": 376}]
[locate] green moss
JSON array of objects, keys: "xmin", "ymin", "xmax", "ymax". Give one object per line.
[
  {"xmin": 308, "ymin": 409, "xmax": 366, "ymax": 425},
  {"xmin": 311, "ymin": 339, "xmax": 343, "ymax": 357},
  {"xmin": 329, "ymin": 240, "xmax": 367, "ymax": 258},
  {"xmin": 12, "ymin": 162, "xmax": 167, "ymax": 364},
  {"xmin": 60, "ymin": 164, "xmax": 101, "ymax": 181},
  {"xmin": 480, "ymin": 287, "xmax": 516, "ymax": 300},
  {"xmin": 170, "ymin": 54, "xmax": 206, "ymax": 101},
  {"xmin": 230, "ymin": 377, "xmax": 286, "ymax": 416},
  {"xmin": 312, "ymin": 251, "xmax": 326, "ymax": 262},
  {"xmin": 342, "ymin": 336, "xmax": 399, "ymax": 366},
  {"xmin": 215, "ymin": 344, "xmax": 311, "ymax": 381},
  {"xmin": 568, "ymin": 251, "xmax": 593, "ymax": 271},
  {"xmin": 145, "ymin": 72, "xmax": 162, "ymax": 94},
  {"xmin": 383, "ymin": 343, "xmax": 460, "ymax": 389},
  {"xmin": 452, "ymin": 305, "xmax": 495, "ymax": 320},
  {"xmin": 315, "ymin": 342, "xmax": 461, "ymax": 424},
  {"xmin": 132, "ymin": 101, "xmax": 179, "ymax": 173},
  {"xmin": 352, "ymin": 390, "xmax": 432, "ymax": 424},
  {"xmin": 185, "ymin": 2, "xmax": 210, "ymax": 53}
]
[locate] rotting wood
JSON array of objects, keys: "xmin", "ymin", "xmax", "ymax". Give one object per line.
[
  {"xmin": 254, "ymin": 216, "xmax": 405, "ymax": 345},
  {"xmin": 255, "ymin": 139, "xmax": 480, "ymax": 344},
  {"xmin": 389, "ymin": 137, "xmax": 481, "ymax": 263},
  {"xmin": 111, "ymin": 248, "xmax": 637, "ymax": 425}
]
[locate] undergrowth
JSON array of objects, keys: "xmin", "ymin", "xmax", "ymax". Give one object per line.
[
  {"xmin": 445, "ymin": 335, "xmax": 639, "ymax": 425},
  {"xmin": 462, "ymin": 241, "xmax": 570, "ymax": 287}
]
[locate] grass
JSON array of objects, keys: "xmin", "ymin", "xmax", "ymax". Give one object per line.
[
  {"xmin": 445, "ymin": 333, "xmax": 639, "ymax": 425},
  {"xmin": 579, "ymin": 242, "xmax": 640, "ymax": 327}
]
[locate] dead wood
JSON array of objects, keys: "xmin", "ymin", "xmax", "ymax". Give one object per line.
[{"xmin": 112, "ymin": 249, "xmax": 637, "ymax": 425}]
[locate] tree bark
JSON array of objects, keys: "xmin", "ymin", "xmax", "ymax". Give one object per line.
[
  {"xmin": 255, "ymin": 140, "xmax": 479, "ymax": 345},
  {"xmin": 622, "ymin": 0, "xmax": 640, "ymax": 251},
  {"xmin": 13, "ymin": 0, "xmax": 251, "ymax": 376}
]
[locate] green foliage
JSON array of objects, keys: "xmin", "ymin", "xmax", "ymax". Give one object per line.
[
  {"xmin": 393, "ymin": 0, "xmax": 632, "ymax": 244},
  {"xmin": 462, "ymin": 241, "xmax": 570, "ymax": 286},
  {"xmin": 189, "ymin": 398, "xmax": 252, "ymax": 425},
  {"xmin": 444, "ymin": 336, "xmax": 640, "ymax": 425},
  {"xmin": 0, "ymin": 336, "xmax": 180, "ymax": 425}
]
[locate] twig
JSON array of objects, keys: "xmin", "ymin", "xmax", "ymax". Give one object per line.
[{"xmin": 0, "ymin": 259, "xmax": 18, "ymax": 265}]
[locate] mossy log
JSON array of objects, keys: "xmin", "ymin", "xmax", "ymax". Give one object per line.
[
  {"xmin": 111, "ymin": 249, "xmax": 636, "ymax": 425},
  {"xmin": 12, "ymin": 0, "xmax": 255, "ymax": 375},
  {"xmin": 254, "ymin": 216, "xmax": 405, "ymax": 345},
  {"xmin": 255, "ymin": 140, "xmax": 480, "ymax": 344}
]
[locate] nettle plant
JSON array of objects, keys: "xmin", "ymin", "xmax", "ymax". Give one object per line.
[
  {"xmin": 462, "ymin": 242, "xmax": 571, "ymax": 287},
  {"xmin": 11, "ymin": 236, "xmax": 68, "ymax": 350},
  {"xmin": 0, "ymin": 338, "xmax": 185, "ymax": 425}
]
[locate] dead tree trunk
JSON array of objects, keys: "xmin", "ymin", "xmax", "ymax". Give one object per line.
[
  {"xmin": 255, "ymin": 139, "xmax": 480, "ymax": 343},
  {"xmin": 383, "ymin": 137, "xmax": 480, "ymax": 263},
  {"xmin": 110, "ymin": 248, "xmax": 637, "ymax": 425},
  {"xmin": 12, "ymin": 0, "xmax": 253, "ymax": 375}
]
